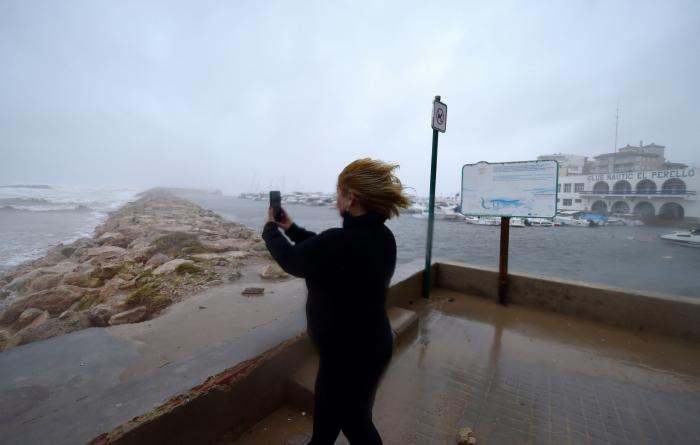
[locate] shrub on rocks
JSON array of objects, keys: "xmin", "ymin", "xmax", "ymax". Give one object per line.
[
  {"xmin": 153, "ymin": 259, "xmax": 193, "ymax": 276},
  {"xmin": 175, "ymin": 262, "xmax": 202, "ymax": 275},
  {"xmin": 75, "ymin": 292, "xmax": 101, "ymax": 311},
  {"xmin": 124, "ymin": 283, "xmax": 170, "ymax": 314},
  {"xmin": 135, "ymin": 269, "xmax": 154, "ymax": 285},
  {"xmin": 149, "ymin": 232, "xmax": 207, "ymax": 257}
]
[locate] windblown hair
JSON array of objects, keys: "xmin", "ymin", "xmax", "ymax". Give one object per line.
[{"xmin": 337, "ymin": 158, "xmax": 412, "ymax": 219}]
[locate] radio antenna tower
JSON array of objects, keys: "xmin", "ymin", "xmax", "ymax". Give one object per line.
[{"xmin": 614, "ymin": 103, "xmax": 620, "ymax": 152}]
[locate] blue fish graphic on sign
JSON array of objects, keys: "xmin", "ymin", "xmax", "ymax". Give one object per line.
[{"xmin": 480, "ymin": 197, "xmax": 524, "ymax": 210}]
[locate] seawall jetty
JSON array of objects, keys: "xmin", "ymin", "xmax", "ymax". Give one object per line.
[{"xmin": 0, "ymin": 188, "xmax": 277, "ymax": 351}]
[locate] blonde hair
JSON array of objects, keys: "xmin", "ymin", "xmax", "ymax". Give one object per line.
[{"xmin": 337, "ymin": 158, "xmax": 412, "ymax": 219}]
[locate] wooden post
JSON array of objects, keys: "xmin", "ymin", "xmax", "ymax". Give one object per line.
[{"xmin": 498, "ymin": 217, "xmax": 510, "ymax": 305}]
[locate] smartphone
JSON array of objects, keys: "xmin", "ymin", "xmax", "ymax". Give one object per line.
[{"xmin": 269, "ymin": 191, "xmax": 283, "ymax": 222}]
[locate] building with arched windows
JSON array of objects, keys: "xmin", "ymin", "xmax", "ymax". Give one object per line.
[{"xmin": 540, "ymin": 144, "xmax": 697, "ymax": 220}]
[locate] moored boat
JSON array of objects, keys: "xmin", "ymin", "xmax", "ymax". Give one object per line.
[
  {"xmin": 510, "ymin": 217, "xmax": 526, "ymax": 227},
  {"xmin": 526, "ymin": 218, "xmax": 555, "ymax": 227},
  {"xmin": 475, "ymin": 217, "xmax": 501, "ymax": 226},
  {"xmin": 660, "ymin": 229, "xmax": 700, "ymax": 247},
  {"xmin": 464, "ymin": 216, "xmax": 480, "ymax": 224}
]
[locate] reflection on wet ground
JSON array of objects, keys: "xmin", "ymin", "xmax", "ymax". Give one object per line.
[{"xmin": 231, "ymin": 289, "xmax": 700, "ymax": 444}]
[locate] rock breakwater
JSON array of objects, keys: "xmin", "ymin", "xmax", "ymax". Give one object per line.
[{"xmin": 0, "ymin": 189, "xmax": 270, "ymax": 351}]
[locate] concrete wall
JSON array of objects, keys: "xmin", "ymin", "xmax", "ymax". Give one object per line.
[
  {"xmin": 435, "ymin": 261, "xmax": 700, "ymax": 341},
  {"xmin": 90, "ymin": 336, "xmax": 313, "ymax": 445},
  {"xmin": 387, "ymin": 262, "xmax": 433, "ymax": 308}
]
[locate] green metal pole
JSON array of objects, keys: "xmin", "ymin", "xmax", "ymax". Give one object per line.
[{"xmin": 423, "ymin": 128, "xmax": 439, "ymax": 298}]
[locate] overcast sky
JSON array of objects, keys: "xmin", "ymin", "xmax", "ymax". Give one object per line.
[{"xmin": 1, "ymin": 0, "xmax": 699, "ymax": 196}]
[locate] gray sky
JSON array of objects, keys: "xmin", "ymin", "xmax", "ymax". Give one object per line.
[{"xmin": 1, "ymin": 0, "xmax": 699, "ymax": 196}]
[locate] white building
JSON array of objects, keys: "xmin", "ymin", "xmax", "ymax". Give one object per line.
[
  {"xmin": 557, "ymin": 167, "xmax": 698, "ymax": 219},
  {"xmin": 588, "ymin": 142, "xmax": 686, "ymax": 174},
  {"xmin": 537, "ymin": 153, "xmax": 587, "ymax": 176}
]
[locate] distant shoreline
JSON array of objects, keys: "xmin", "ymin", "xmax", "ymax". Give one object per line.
[{"xmin": 0, "ymin": 184, "xmax": 53, "ymax": 189}]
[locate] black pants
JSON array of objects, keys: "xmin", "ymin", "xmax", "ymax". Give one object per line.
[{"xmin": 308, "ymin": 337, "xmax": 393, "ymax": 445}]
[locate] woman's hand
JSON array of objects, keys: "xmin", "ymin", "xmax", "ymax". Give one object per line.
[{"xmin": 267, "ymin": 207, "xmax": 293, "ymax": 231}]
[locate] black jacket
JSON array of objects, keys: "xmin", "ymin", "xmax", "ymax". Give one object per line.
[{"xmin": 262, "ymin": 212, "xmax": 396, "ymax": 354}]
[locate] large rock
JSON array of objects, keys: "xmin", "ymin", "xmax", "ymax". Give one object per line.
[
  {"xmin": 252, "ymin": 241, "xmax": 268, "ymax": 252},
  {"xmin": 83, "ymin": 246, "xmax": 127, "ymax": 265},
  {"xmin": 0, "ymin": 329, "xmax": 10, "ymax": 351},
  {"xmin": 145, "ymin": 253, "xmax": 170, "ymax": 269},
  {"xmin": 12, "ymin": 285, "xmax": 86, "ymax": 317},
  {"xmin": 201, "ymin": 238, "xmax": 243, "ymax": 253},
  {"xmin": 88, "ymin": 304, "xmax": 115, "ymax": 327},
  {"xmin": 260, "ymin": 263, "xmax": 289, "ymax": 279},
  {"xmin": 92, "ymin": 263, "xmax": 123, "ymax": 280},
  {"xmin": 27, "ymin": 273, "xmax": 64, "ymax": 293},
  {"xmin": 31, "ymin": 250, "xmax": 68, "ymax": 268},
  {"xmin": 62, "ymin": 269, "xmax": 102, "ymax": 288},
  {"xmin": 148, "ymin": 232, "xmax": 201, "ymax": 256},
  {"xmin": 84, "ymin": 245, "xmax": 127, "ymax": 259},
  {"xmin": 190, "ymin": 251, "xmax": 249, "ymax": 262},
  {"xmin": 153, "ymin": 259, "xmax": 193, "ymax": 276},
  {"xmin": 109, "ymin": 306, "xmax": 147, "ymax": 325},
  {"xmin": 99, "ymin": 276, "xmax": 127, "ymax": 299},
  {"xmin": 0, "ymin": 306, "xmax": 22, "ymax": 325},
  {"xmin": 97, "ymin": 232, "xmax": 130, "ymax": 248},
  {"xmin": 15, "ymin": 314, "xmax": 90, "ymax": 347},
  {"xmin": 16, "ymin": 308, "xmax": 45, "ymax": 329},
  {"xmin": 5, "ymin": 269, "xmax": 45, "ymax": 293}
]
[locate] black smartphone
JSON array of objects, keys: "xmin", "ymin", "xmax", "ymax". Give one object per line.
[{"xmin": 269, "ymin": 191, "xmax": 283, "ymax": 222}]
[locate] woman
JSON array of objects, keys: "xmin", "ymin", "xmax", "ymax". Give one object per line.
[{"xmin": 262, "ymin": 158, "xmax": 411, "ymax": 444}]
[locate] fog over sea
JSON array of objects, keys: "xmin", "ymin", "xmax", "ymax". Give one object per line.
[{"xmin": 1, "ymin": 187, "xmax": 698, "ymax": 298}]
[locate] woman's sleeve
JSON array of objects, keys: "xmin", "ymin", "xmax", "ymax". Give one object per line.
[
  {"xmin": 262, "ymin": 222, "xmax": 338, "ymax": 278},
  {"xmin": 284, "ymin": 223, "xmax": 317, "ymax": 243}
]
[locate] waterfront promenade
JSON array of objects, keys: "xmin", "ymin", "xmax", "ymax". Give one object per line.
[{"xmin": 231, "ymin": 288, "xmax": 700, "ymax": 444}]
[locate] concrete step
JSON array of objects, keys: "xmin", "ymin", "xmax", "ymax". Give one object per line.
[
  {"xmin": 285, "ymin": 306, "xmax": 419, "ymax": 413},
  {"xmin": 388, "ymin": 305, "xmax": 420, "ymax": 340}
]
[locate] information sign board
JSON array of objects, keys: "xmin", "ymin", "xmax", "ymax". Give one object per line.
[{"xmin": 460, "ymin": 160, "xmax": 558, "ymax": 217}]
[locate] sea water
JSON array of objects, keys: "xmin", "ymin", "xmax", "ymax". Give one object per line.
[
  {"xmin": 179, "ymin": 192, "xmax": 700, "ymax": 299},
  {"xmin": 0, "ymin": 185, "xmax": 137, "ymax": 270}
]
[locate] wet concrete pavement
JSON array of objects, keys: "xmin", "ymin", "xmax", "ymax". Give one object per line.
[
  {"xmin": 231, "ymin": 288, "xmax": 700, "ymax": 444},
  {"xmin": 0, "ymin": 265, "xmax": 308, "ymax": 445}
]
